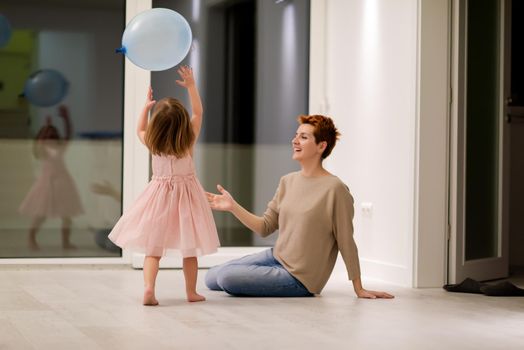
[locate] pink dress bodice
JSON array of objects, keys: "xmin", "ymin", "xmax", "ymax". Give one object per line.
[{"xmin": 151, "ymin": 154, "xmax": 195, "ymax": 177}]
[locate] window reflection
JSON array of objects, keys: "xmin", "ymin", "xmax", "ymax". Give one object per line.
[
  {"xmin": 0, "ymin": 0, "xmax": 310, "ymax": 255},
  {"xmin": 0, "ymin": 0, "xmax": 124, "ymax": 257},
  {"xmin": 152, "ymin": 0, "xmax": 310, "ymax": 246}
]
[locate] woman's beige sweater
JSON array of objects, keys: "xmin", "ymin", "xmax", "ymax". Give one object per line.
[{"xmin": 261, "ymin": 171, "xmax": 361, "ymax": 294}]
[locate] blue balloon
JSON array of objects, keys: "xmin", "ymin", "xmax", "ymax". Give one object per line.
[
  {"xmin": 117, "ymin": 8, "xmax": 192, "ymax": 71},
  {"xmin": 24, "ymin": 69, "xmax": 69, "ymax": 107},
  {"xmin": 0, "ymin": 14, "xmax": 12, "ymax": 48}
]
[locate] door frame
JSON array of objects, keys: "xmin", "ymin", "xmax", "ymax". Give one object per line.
[{"xmin": 411, "ymin": 0, "xmax": 451, "ymax": 288}]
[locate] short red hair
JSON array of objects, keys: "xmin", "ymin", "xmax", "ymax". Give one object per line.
[{"xmin": 297, "ymin": 115, "xmax": 340, "ymax": 159}]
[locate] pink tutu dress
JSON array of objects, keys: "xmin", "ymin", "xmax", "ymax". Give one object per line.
[
  {"xmin": 19, "ymin": 143, "xmax": 84, "ymax": 218},
  {"xmin": 108, "ymin": 154, "xmax": 220, "ymax": 257}
]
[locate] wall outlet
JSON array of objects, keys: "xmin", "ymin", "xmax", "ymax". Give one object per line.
[{"xmin": 361, "ymin": 202, "xmax": 373, "ymax": 216}]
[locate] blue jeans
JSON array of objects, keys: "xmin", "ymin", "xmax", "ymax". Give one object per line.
[{"xmin": 205, "ymin": 248, "xmax": 314, "ymax": 297}]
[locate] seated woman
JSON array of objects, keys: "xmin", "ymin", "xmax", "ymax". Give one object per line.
[{"xmin": 205, "ymin": 115, "xmax": 393, "ymax": 299}]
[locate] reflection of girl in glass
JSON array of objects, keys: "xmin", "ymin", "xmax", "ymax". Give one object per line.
[{"xmin": 19, "ymin": 106, "xmax": 84, "ymax": 250}]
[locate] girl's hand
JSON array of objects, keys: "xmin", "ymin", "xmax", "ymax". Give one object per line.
[
  {"xmin": 175, "ymin": 65, "xmax": 195, "ymax": 88},
  {"xmin": 206, "ymin": 185, "xmax": 235, "ymax": 212},
  {"xmin": 37, "ymin": 117, "xmax": 53, "ymax": 139},
  {"xmin": 58, "ymin": 105, "xmax": 69, "ymax": 119},
  {"xmin": 145, "ymin": 86, "xmax": 156, "ymax": 110}
]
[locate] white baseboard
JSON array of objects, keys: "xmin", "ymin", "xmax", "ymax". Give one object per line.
[
  {"xmin": 358, "ymin": 258, "xmax": 411, "ymax": 286},
  {"xmin": 131, "ymin": 247, "xmax": 269, "ymax": 269}
]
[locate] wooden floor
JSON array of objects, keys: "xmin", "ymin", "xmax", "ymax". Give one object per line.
[{"xmin": 1, "ymin": 265, "xmax": 523, "ymax": 350}]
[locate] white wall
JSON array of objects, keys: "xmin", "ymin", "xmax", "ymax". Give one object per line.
[
  {"xmin": 311, "ymin": 0, "xmax": 419, "ymax": 286},
  {"xmin": 311, "ymin": 0, "xmax": 450, "ymax": 287}
]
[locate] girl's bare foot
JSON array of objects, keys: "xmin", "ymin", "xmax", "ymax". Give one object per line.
[
  {"xmin": 186, "ymin": 292, "xmax": 206, "ymax": 302},
  {"xmin": 143, "ymin": 288, "xmax": 159, "ymax": 306},
  {"xmin": 28, "ymin": 240, "xmax": 40, "ymax": 251}
]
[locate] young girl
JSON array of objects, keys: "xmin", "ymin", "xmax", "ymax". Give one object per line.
[
  {"xmin": 19, "ymin": 106, "xmax": 84, "ymax": 251},
  {"xmin": 108, "ymin": 66, "xmax": 220, "ymax": 305}
]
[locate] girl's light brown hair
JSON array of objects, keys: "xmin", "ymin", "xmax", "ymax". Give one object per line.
[
  {"xmin": 145, "ymin": 97, "xmax": 195, "ymax": 157},
  {"xmin": 297, "ymin": 114, "xmax": 340, "ymax": 159}
]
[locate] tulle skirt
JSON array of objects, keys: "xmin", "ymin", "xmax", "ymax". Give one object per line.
[
  {"xmin": 108, "ymin": 174, "xmax": 220, "ymax": 257},
  {"xmin": 19, "ymin": 172, "xmax": 84, "ymax": 218}
]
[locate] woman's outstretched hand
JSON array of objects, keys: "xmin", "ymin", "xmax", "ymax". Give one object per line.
[
  {"xmin": 355, "ymin": 288, "xmax": 395, "ymax": 299},
  {"xmin": 175, "ymin": 65, "xmax": 195, "ymax": 89},
  {"xmin": 206, "ymin": 185, "xmax": 235, "ymax": 212}
]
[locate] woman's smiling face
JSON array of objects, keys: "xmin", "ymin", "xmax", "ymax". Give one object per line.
[{"xmin": 291, "ymin": 123, "xmax": 325, "ymax": 162}]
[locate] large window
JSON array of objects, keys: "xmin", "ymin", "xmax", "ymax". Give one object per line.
[
  {"xmin": 152, "ymin": 0, "xmax": 310, "ymax": 246},
  {"xmin": 0, "ymin": 0, "xmax": 125, "ymax": 258}
]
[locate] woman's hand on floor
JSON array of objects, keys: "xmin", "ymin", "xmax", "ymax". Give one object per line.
[{"xmin": 355, "ymin": 288, "xmax": 395, "ymax": 299}]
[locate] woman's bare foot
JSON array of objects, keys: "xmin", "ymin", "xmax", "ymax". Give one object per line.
[
  {"xmin": 186, "ymin": 292, "xmax": 206, "ymax": 302},
  {"xmin": 143, "ymin": 288, "xmax": 159, "ymax": 306}
]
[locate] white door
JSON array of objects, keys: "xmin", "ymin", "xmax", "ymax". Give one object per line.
[{"xmin": 449, "ymin": 0, "xmax": 510, "ymax": 283}]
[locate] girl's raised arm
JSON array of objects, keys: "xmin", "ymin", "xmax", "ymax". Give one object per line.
[
  {"xmin": 176, "ymin": 66, "xmax": 203, "ymax": 142},
  {"xmin": 137, "ymin": 86, "xmax": 156, "ymax": 144},
  {"xmin": 58, "ymin": 105, "xmax": 72, "ymax": 141}
]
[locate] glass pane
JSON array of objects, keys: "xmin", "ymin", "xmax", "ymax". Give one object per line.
[
  {"xmin": 465, "ymin": 0, "xmax": 500, "ymax": 260},
  {"xmin": 152, "ymin": 0, "xmax": 310, "ymax": 246},
  {"xmin": 0, "ymin": 1, "xmax": 124, "ymax": 258},
  {"xmin": 511, "ymin": 0, "xmax": 524, "ymax": 106}
]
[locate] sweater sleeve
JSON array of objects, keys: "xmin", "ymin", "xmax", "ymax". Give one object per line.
[
  {"xmin": 333, "ymin": 185, "xmax": 361, "ymax": 280},
  {"xmin": 260, "ymin": 178, "xmax": 282, "ymax": 237}
]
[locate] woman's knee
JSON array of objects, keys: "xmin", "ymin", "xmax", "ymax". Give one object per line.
[
  {"xmin": 204, "ymin": 265, "xmax": 222, "ymax": 291},
  {"xmin": 215, "ymin": 267, "xmax": 247, "ymax": 295}
]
